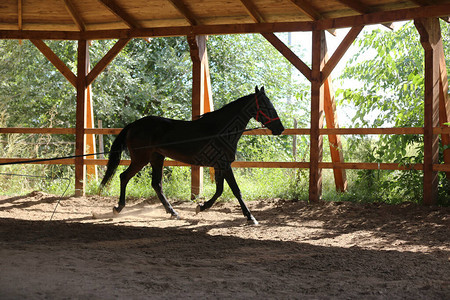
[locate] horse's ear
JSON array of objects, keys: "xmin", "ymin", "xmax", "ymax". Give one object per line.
[
  {"xmin": 261, "ymin": 86, "xmax": 265, "ymax": 93},
  {"xmin": 255, "ymin": 86, "xmax": 259, "ymax": 93}
]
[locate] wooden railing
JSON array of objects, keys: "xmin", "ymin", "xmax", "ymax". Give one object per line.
[{"xmin": 1, "ymin": 127, "xmax": 450, "ymax": 172}]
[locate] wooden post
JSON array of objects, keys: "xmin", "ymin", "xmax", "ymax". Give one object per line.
[
  {"xmin": 85, "ymin": 49, "xmax": 98, "ymax": 181},
  {"xmin": 437, "ymin": 34, "xmax": 450, "ymax": 179},
  {"xmin": 324, "ymin": 77, "xmax": 347, "ymax": 192},
  {"xmin": 309, "ymin": 30, "xmax": 326, "ymax": 202},
  {"xmin": 75, "ymin": 39, "xmax": 89, "ymax": 196},
  {"xmin": 98, "ymin": 120, "xmax": 104, "ymax": 159},
  {"xmin": 188, "ymin": 35, "xmax": 213, "ymax": 199},
  {"xmin": 321, "ymin": 34, "xmax": 347, "ymax": 192},
  {"xmin": 30, "ymin": 39, "xmax": 130, "ymax": 192},
  {"xmin": 415, "ymin": 18, "xmax": 441, "ymax": 205}
]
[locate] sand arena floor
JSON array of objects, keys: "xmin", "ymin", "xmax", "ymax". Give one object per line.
[{"xmin": 0, "ymin": 192, "xmax": 449, "ymax": 299}]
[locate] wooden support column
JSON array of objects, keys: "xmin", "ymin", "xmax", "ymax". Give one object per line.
[
  {"xmin": 322, "ymin": 35, "xmax": 348, "ymax": 193},
  {"xmin": 85, "ymin": 56, "xmax": 97, "ymax": 181},
  {"xmin": 324, "ymin": 77, "xmax": 347, "ymax": 192},
  {"xmin": 75, "ymin": 39, "xmax": 89, "ymax": 196},
  {"xmin": 415, "ymin": 18, "xmax": 441, "ymax": 205},
  {"xmin": 31, "ymin": 38, "xmax": 130, "ymax": 193},
  {"xmin": 188, "ymin": 35, "xmax": 213, "ymax": 199},
  {"xmin": 437, "ymin": 34, "xmax": 450, "ymax": 179},
  {"xmin": 309, "ymin": 30, "xmax": 326, "ymax": 202}
]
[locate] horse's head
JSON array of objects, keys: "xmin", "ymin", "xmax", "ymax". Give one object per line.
[{"xmin": 253, "ymin": 86, "xmax": 285, "ymax": 135}]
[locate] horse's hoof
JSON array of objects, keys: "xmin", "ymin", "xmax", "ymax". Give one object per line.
[
  {"xmin": 195, "ymin": 204, "xmax": 203, "ymax": 214},
  {"xmin": 113, "ymin": 206, "xmax": 122, "ymax": 215},
  {"xmin": 247, "ymin": 217, "xmax": 259, "ymax": 226},
  {"xmin": 170, "ymin": 213, "xmax": 180, "ymax": 220}
]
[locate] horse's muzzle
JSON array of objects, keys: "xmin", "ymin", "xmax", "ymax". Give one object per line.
[{"xmin": 271, "ymin": 126, "xmax": 285, "ymax": 136}]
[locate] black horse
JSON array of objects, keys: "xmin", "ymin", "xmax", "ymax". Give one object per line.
[{"xmin": 99, "ymin": 86, "xmax": 285, "ymax": 224}]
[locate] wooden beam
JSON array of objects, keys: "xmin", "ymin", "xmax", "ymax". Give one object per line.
[
  {"xmin": 167, "ymin": 0, "xmax": 198, "ymax": 25},
  {"xmin": 81, "ymin": 159, "xmax": 435, "ymax": 171},
  {"xmin": 335, "ymin": 0, "xmax": 393, "ymax": 29},
  {"xmin": 86, "ymin": 38, "xmax": 130, "ymax": 86},
  {"xmin": 75, "ymin": 39, "xmax": 89, "ymax": 196},
  {"xmin": 240, "ymin": 0, "xmax": 265, "ymax": 23},
  {"xmin": 3, "ymin": 4, "xmax": 450, "ymax": 41},
  {"xmin": 262, "ymin": 33, "xmax": 312, "ymax": 81},
  {"xmin": 63, "ymin": 0, "xmax": 86, "ymax": 31},
  {"xmin": 85, "ymin": 127, "xmax": 450, "ymax": 135},
  {"xmin": 316, "ymin": 4, "xmax": 450, "ymax": 31},
  {"xmin": 6, "ymin": 126, "xmax": 450, "ymax": 136},
  {"xmin": 415, "ymin": 18, "xmax": 441, "ymax": 205},
  {"xmin": 336, "ymin": 0, "xmax": 368, "ymax": 13},
  {"xmin": 324, "ymin": 77, "xmax": 347, "ymax": 192},
  {"xmin": 188, "ymin": 35, "xmax": 211, "ymax": 198},
  {"xmin": 440, "ymin": 16, "xmax": 450, "ymax": 23},
  {"xmin": 85, "ymin": 50, "xmax": 97, "ymax": 181},
  {"xmin": 7, "ymin": 157, "xmax": 450, "ymax": 173},
  {"xmin": 17, "ymin": 0, "xmax": 22, "ymax": 30},
  {"xmin": 98, "ymin": 0, "xmax": 140, "ymax": 28},
  {"xmin": 437, "ymin": 33, "xmax": 450, "ymax": 179},
  {"xmin": 321, "ymin": 25, "xmax": 363, "ymax": 82},
  {"xmin": 411, "ymin": 0, "xmax": 434, "ymax": 6},
  {"xmin": 288, "ymin": 0, "xmax": 322, "ymax": 20},
  {"xmin": 288, "ymin": 0, "xmax": 336, "ymax": 35},
  {"xmin": 30, "ymin": 39, "xmax": 77, "ymax": 87},
  {"xmin": 309, "ymin": 30, "xmax": 326, "ymax": 202}
]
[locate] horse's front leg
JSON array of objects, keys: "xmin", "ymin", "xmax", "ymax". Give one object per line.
[
  {"xmin": 196, "ymin": 168, "xmax": 224, "ymax": 213},
  {"xmin": 224, "ymin": 168, "xmax": 258, "ymax": 225}
]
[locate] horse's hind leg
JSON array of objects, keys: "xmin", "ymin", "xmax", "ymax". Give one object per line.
[
  {"xmin": 196, "ymin": 168, "xmax": 225, "ymax": 213},
  {"xmin": 115, "ymin": 161, "xmax": 146, "ymax": 214},
  {"xmin": 224, "ymin": 168, "xmax": 258, "ymax": 225},
  {"xmin": 150, "ymin": 153, "xmax": 179, "ymax": 219}
]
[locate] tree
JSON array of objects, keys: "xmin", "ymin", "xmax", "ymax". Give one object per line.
[{"xmin": 338, "ymin": 21, "xmax": 450, "ymax": 203}]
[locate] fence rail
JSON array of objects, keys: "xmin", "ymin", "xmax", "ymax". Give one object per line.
[
  {"xmin": 1, "ymin": 126, "xmax": 450, "ymax": 172},
  {"xmin": 3, "ymin": 126, "xmax": 450, "ymax": 135}
]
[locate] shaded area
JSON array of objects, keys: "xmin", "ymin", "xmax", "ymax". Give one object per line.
[{"xmin": 0, "ymin": 194, "xmax": 449, "ymax": 299}]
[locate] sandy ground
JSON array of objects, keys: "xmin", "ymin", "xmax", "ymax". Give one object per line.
[{"xmin": 0, "ymin": 191, "xmax": 449, "ymax": 299}]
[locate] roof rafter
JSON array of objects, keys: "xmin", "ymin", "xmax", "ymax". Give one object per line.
[
  {"xmin": 97, "ymin": 0, "xmax": 140, "ymax": 29},
  {"xmin": 335, "ymin": 0, "xmax": 368, "ymax": 14},
  {"xmin": 64, "ymin": 0, "xmax": 86, "ymax": 31},
  {"xmin": 288, "ymin": 0, "xmax": 322, "ymax": 20},
  {"xmin": 2, "ymin": 4, "xmax": 450, "ymax": 40},
  {"xmin": 288, "ymin": 0, "xmax": 336, "ymax": 35},
  {"xmin": 239, "ymin": 0, "xmax": 265, "ymax": 23},
  {"xmin": 336, "ymin": 0, "xmax": 393, "ymax": 29},
  {"xmin": 410, "ymin": 0, "xmax": 435, "ymax": 5},
  {"xmin": 167, "ymin": 0, "xmax": 199, "ymax": 26}
]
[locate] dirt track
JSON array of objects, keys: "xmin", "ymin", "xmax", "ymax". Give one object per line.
[{"xmin": 0, "ymin": 192, "xmax": 449, "ymax": 299}]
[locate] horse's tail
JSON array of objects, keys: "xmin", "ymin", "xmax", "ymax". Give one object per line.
[{"xmin": 99, "ymin": 127, "xmax": 129, "ymax": 191}]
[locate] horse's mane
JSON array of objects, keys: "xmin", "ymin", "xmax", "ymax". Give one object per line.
[{"xmin": 197, "ymin": 94, "xmax": 252, "ymax": 121}]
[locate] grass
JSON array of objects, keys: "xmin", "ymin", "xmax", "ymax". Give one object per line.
[{"xmin": 89, "ymin": 165, "xmax": 310, "ymax": 203}]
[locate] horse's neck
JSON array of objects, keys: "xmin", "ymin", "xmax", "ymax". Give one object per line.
[{"xmin": 217, "ymin": 95, "xmax": 255, "ymax": 131}]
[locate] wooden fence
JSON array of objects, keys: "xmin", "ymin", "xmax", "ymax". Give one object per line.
[{"xmin": 1, "ymin": 127, "xmax": 450, "ymax": 172}]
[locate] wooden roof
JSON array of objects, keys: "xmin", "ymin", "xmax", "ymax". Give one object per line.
[{"xmin": 1, "ymin": 0, "xmax": 450, "ymax": 40}]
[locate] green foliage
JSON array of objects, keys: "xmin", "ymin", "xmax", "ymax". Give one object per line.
[
  {"xmin": 1, "ymin": 24, "xmax": 449, "ymax": 205},
  {"xmin": 338, "ymin": 21, "xmax": 450, "ymax": 204},
  {"xmin": 0, "ymin": 34, "xmax": 310, "ymax": 202}
]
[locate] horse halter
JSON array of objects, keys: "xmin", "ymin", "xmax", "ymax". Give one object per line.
[{"xmin": 255, "ymin": 94, "xmax": 280, "ymax": 125}]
